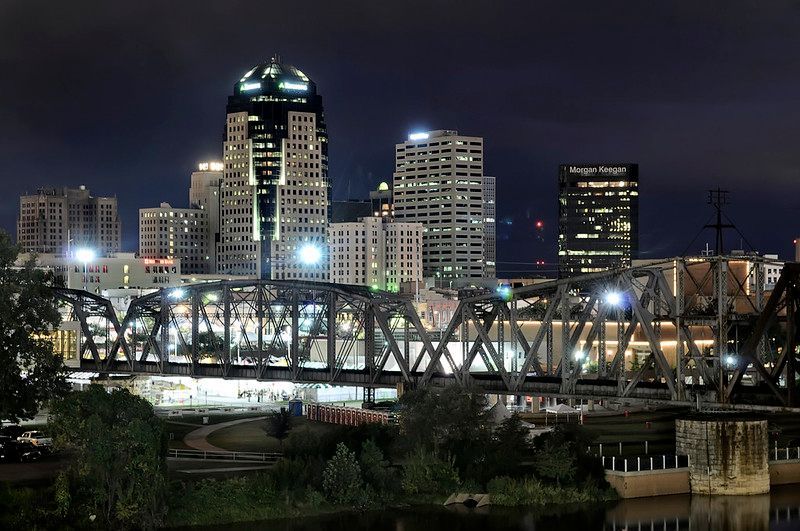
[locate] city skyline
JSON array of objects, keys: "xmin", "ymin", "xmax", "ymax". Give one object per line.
[{"xmin": 3, "ymin": 1, "xmax": 800, "ymax": 274}]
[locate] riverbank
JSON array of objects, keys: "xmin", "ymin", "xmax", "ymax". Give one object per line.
[{"xmin": 164, "ymin": 472, "xmax": 615, "ymax": 528}]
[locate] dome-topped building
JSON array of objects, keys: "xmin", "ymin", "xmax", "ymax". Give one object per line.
[
  {"xmin": 217, "ymin": 57, "xmax": 329, "ymax": 281},
  {"xmin": 234, "ymin": 56, "xmax": 318, "ymax": 97}
]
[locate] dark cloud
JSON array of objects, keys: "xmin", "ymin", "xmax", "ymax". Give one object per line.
[{"xmin": 2, "ymin": 0, "xmax": 800, "ymax": 269}]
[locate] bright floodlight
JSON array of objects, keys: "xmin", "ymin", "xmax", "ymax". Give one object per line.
[
  {"xmin": 170, "ymin": 288, "xmax": 186, "ymax": 299},
  {"xmin": 297, "ymin": 244, "xmax": 322, "ymax": 265},
  {"xmin": 725, "ymin": 355, "xmax": 736, "ymax": 367},
  {"xmin": 605, "ymin": 291, "xmax": 623, "ymax": 306},
  {"xmin": 75, "ymin": 248, "xmax": 95, "ymax": 263}
]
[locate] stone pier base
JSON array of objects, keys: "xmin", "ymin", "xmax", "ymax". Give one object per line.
[{"xmin": 676, "ymin": 416, "xmax": 769, "ymax": 495}]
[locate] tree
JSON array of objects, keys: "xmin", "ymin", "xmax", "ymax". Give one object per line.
[
  {"xmin": 485, "ymin": 413, "xmax": 532, "ymax": 480},
  {"xmin": 532, "ymin": 438, "xmax": 576, "ymax": 487},
  {"xmin": 398, "ymin": 384, "xmax": 490, "ymax": 474},
  {"xmin": 266, "ymin": 408, "xmax": 292, "ymax": 449},
  {"xmin": 401, "ymin": 448, "xmax": 460, "ymax": 495},
  {"xmin": 322, "ymin": 443, "xmax": 363, "ymax": 505},
  {"xmin": 0, "ymin": 230, "xmax": 69, "ymax": 422},
  {"xmin": 359, "ymin": 439, "xmax": 393, "ymax": 492},
  {"xmin": 50, "ymin": 385, "xmax": 167, "ymax": 529}
]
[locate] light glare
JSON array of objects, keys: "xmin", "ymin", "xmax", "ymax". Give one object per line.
[
  {"xmin": 297, "ymin": 244, "xmax": 322, "ymax": 265},
  {"xmin": 75, "ymin": 248, "xmax": 95, "ymax": 263}
]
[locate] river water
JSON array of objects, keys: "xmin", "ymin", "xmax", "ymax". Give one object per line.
[{"xmin": 202, "ymin": 485, "xmax": 800, "ymax": 530}]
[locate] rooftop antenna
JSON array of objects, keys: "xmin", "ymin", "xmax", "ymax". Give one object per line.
[{"xmin": 705, "ymin": 188, "xmax": 734, "ymax": 255}]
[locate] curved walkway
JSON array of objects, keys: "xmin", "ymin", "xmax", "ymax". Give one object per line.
[{"xmin": 183, "ymin": 416, "xmax": 268, "ymax": 452}]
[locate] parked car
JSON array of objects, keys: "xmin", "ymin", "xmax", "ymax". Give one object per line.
[
  {"xmin": 17, "ymin": 431, "xmax": 52, "ymax": 447},
  {"xmin": 0, "ymin": 425, "xmax": 25, "ymax": 440},
  {"xmin": 0, "ymin": 437, "xmax": 42, "ymax": 462}
]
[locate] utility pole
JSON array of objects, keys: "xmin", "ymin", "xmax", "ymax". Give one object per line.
[{"xmin": 704, "ymin": 188, "xmax": 734, "ymax": 256}]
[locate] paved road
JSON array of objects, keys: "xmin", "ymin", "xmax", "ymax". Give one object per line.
[
  {"xmin": 0, "ymin": 455, "xmax": 69, "ymax": 485},
  {"xmin": 183, "ymin": 416, "xmax": 269, "ymax": 452}
]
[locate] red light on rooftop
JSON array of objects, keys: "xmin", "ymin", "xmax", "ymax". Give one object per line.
[{"xmin": 535, "ymin": 220, "xmax": 544, "ymax": 229}]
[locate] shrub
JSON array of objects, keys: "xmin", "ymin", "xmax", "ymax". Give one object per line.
[
  {"xmin": 401, "ymin": 449, "xmax": 460, "ymax": 496},
  {"xmin": 322, "ymin": 443, "xmax": 363, "ymax": 505}
]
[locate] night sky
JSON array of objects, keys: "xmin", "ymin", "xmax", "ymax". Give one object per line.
[{"xmin": 3, "ymin": 1, "xmax": 800, "ymax": 276}]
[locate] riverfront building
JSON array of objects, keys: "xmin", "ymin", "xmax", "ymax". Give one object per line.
[{"xmin": 558, "ymin": 164, "xmax": 639, "ymax": 277}]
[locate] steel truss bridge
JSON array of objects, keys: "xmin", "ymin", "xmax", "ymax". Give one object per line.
[{"xmin": 55, "ymin": 256, "xmax": 800, "ymax": 410}]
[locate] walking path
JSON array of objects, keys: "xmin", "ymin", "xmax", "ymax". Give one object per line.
[{"xmin": 183, "ymin": 416, "xmax": 268, "ymax": 452}]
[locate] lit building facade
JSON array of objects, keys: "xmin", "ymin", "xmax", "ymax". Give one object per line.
[
  {"xmin": 329, "ymin": 216, "xmax": 423, "ymax": 291},
  {"xmin": 393, "ymin": 130, "xmax": 488, "ymax": 282},
  {"xmin": 139, "ymin": 203, "xmax": 209, "ymax": 274},
  {"xmin": 18, "ymin": 252, "xmax": 181, "ymax": 293},
  {"xmin": 558, "ymin": 164, "xmax": 639, "ymax": 277},
  {"xmin": 217, "ymin": 57, "xmax": 329, "ymax": 281},
  {"xmin": 17, "ymin": 185, "xmax": 121, "ymax": 256},
  {"xmin": 189, "ymin": 162, "xmax": 223, "ymax": 271},
  {"xmin": 482, "ymin": 176, "xmax": 496, "ymax": 278},
  {"xmin": 369, "ymin": 182, "xmax": 393, "ymax": 219}
]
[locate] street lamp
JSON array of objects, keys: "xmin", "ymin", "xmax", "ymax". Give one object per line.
[
  {"xmin": 74, "ymin": 248, "xmax": 95, "ymax": 291},
  {"xmin": 297, "ymin": 244, "xmax": 322, "ymax": 266}
]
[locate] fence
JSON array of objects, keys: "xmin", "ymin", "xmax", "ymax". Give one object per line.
[
  {"xmin": 772, "ymin": 446, "xmax": 800, "ymax": 462},
  {"xmin": 603, "ymin": 454, "xmax": 689, "ymax": 472},
  {"xmin": 304, "ymin": 403, "xmax": 394, "ymax": 426},
  {"xmin": 167, "ymin": 448, "xmax": 282, "ymax": 463},
  {"xmin": 588, "ymin": 441, "xmax": 653, "ymax": 456}
]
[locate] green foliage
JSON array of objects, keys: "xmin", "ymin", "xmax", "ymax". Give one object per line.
[
  {"xmin": 533, "ymin": 438, "xmax": 576, "ymax": 486},
  {"xmin": 481, "ymin": 413, "xmax": 533, "ymax": 481},
  {"xmin": 322, "ymin": 443, "xmax": 363, "ymax": 505},
  {"xmin": 50, "ymin": 385, "xmax": 167, "ymax": 529},
  {"xmin": 487, "ymin": 476, "xmax": 617, "ymax": 506},
  {"xmin": 360, "ymin": 438, "xmax": 397, "ymax": 494},
  {"xmin": 531, "ymin": 424, "xmax": 607, "ymax": 487},
  {"xmin": 271, "ymin": 455, "xmax": 326, "ymax": 492},
  {"xmin": 53, "ymin": 471, "xmax": 71, "ymax": 517},
  {"xmin": 401, "ymin": 448, "xmax": 460, "ymax": 496},
  {"xmin": 0, "ymin": 230, "xmax": 69, "ymax": 422},
  {"xmin": 399, "ymin": 384, "xmax": 490, "ymax": 474},
  {"xmin": 0, "ymin": 483, "xmax": 53, "ymax": 528},
  {"xmin": 266, "ymin": 408, "xmax": 293, "ymax": 447}
]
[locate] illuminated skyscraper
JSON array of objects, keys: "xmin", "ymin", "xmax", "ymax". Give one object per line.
[
  {"xmin": 558, "ymin": 164, "xmax": 639, "ymax": 277},
  {"xmin": 393, "ymin": 130, "xmax": 488, "ymax": 283},
  {"xmin": 217, "ymin": 57, "xmax": 329, "ymax": 280}
]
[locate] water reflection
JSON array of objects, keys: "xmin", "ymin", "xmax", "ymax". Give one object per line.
[
  {"xmin": 193, "ymin": 486, "xmax": 800, "ymax": 530},
  {"xmin": 606, "ymin": 486, "xmax": 800, "ymax": 531}
]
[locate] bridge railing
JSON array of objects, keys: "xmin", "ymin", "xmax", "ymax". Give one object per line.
[
  {"xmin": 772, "ymin": 446, "xmax": 800, "ymax": 461},
  {"xmin": 602, "ymin": 454, "xmax": 689, "ymax": 472},
  {"xmin": 167, "ymin": 448, "xmax": 282, "ymax": 463},
  {"xmin": 305, "ymin": 403, "xmax": 395, "ymax": 426}
]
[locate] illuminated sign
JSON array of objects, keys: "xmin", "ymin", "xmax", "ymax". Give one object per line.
[
  {"xmin": 143, "ymin": 259, "xmax": 174, "ymax": 265},
  {"xmin": 278, "ymin": 81, "xmax": 308, "ymax": 91},
  {"xmin": 567, "ymin": 165, "xmax": 631, "ymax": 177},
  {"xmin": 198, "ymin": 162, "xmax": 224, "ymax": 172},
  {"xmin": 241, "ymin": 82, "xmax": 262, "ymax": 91},
  {"xmin": 408, "ymin": 132, "xmax": 429, "ymax": 141}
]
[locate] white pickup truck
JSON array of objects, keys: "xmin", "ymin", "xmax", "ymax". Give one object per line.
[{"xmin": 17, "ymin": 431, "xmax": 53, "ymax": 447}]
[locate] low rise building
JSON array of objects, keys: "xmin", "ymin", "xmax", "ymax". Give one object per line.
[
  {"xmin": 329, "ymin": 216, "xmax": 423, "ymax": 291},
  {"xmin": 139, "ymin": 203, "xmax": 210, "ymax": 274},
  {"xmin": 19, "ymin": 252, "xmax": 181, "ymax": 294}
]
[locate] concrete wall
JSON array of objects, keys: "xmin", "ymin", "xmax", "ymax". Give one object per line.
[
  {"xmin": 605, "ymin": 468, "xmax": 690, "ymax": 498},
  {"xmin": 769, "ymin": 459, "xmax": 800, "ymax": 486},
  {"xmin": 676, "ymin": 418, "xmax": 769, "ymax": 495}
]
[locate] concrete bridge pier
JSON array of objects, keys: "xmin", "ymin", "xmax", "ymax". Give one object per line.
[{"xmin": 676, "ymin": 415, "xmax": 769, "ymax": 495}]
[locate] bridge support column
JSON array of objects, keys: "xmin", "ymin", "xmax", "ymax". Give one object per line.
[{"xmin": 676, "ymin": 415, "xmax": 769, "ymax": 495}]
